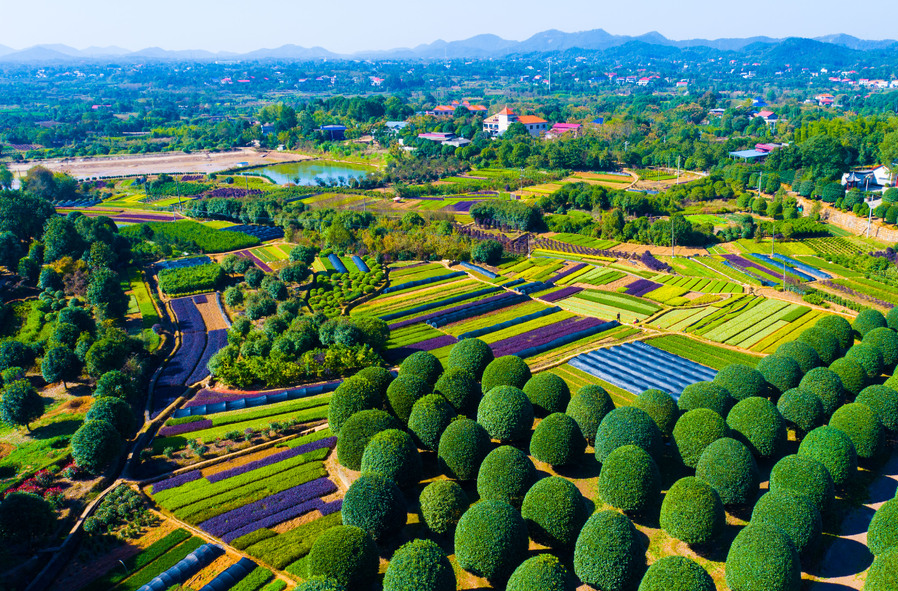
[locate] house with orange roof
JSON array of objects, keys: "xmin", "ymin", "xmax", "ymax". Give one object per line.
[
  {"xmin": 426, "ymin": 101, "xmax": 489, "ymax": 118},
  {"xmin": 482, "ymin": 107, "xmax": 548, "ymax": 137}
]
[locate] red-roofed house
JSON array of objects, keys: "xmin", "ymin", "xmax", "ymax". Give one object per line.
[
  {"xmin": 483, "ymin": 107, "xmax": 547, "ymax": 137},
  {"xmin": 546, "ymin": 123, "xmax": 582, "ymax": 139}
]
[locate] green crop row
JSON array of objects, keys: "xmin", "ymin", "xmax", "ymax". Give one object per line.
[
  {"xmin": 113, "ymin": 537, "xmax": 205, "ymax": 591},
  {"xmin": 480, "ymin": 311, "xmax": 576, "ymax": 344},
  {"xmin": 695, "ymin": 256, "xmax": 762, "ymax": 286},
  {"xmin": 647, "ymin": 335, "xmax": 761, "ymax": 369},
  {"xmin": 556, "ymin": 298, "xmax": 649, "ymax": 324},
  {"xmin": 211, "ymin": 395, "xmax": 332, "ymax": 428},
  {"xmin": 754, "ymin": 310, "xmax": 825, "ymax": 353},
  {"xmin": 387, "ymin": 324, "xmax": 444, "ymax": 347},
  {"xmin": 244, "ymin": 512, "xmax": 343, "ymax": 569},
  {"xmin": 443, "ymin": 300, "xmax": 550, "ymax": 336},
  {"xmin": 230, "ymin": 566, "xmax": 274, "ymax": 591},
  {"xmin": 81, "ymin": 529, "xmax": 192, "ymax": 591},
  {"xmin": 571, "ymin": 290, "xmax": 659, "ymax": 315},
  {"xmin": 357, "ymin": 279, "xmax": 477, "ymax": 316}
]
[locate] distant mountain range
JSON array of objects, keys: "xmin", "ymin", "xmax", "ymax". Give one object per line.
[{"xmin": 0, "ymin": 29, "xmax": 895, "ymax": 62}]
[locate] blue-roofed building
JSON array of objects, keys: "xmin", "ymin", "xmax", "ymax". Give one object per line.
[
  {"xmin": 319, "ymin": 124, "xmax": 347, "ymax": 140},
  {"xmin": 729, "ymin": 149, "xmax": 769, "ymax": 161}
]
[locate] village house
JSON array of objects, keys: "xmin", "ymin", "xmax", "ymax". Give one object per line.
[{"xmin": 482, "ymin": 107, "xmax": 547, "ymax": 137}]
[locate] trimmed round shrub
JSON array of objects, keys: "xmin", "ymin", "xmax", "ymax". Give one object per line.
[
  {"xmin": 725, "ymin": 523, "xmax": 801, "ymax": 591},
  {"xmin": 756, "ymin": 355, "xmax": 802, "ymax": 397},
  {"xmin": 868, "ymin": 498, "xmax": 898, "ymax": 556},
  {"xmin": 437, "ymin": 418, "xmax": 491, "ymax": 480},
  {"xmin": 71, "ymin": 419, "xmax": 122, "ymax": 473},
  {"xmin": 477, "ymin": 445, "xmax": 536, "ymax": 508},
  {"xmin": 306, "ymin": 525, "xmax": 379, "ymax": 589},
  {"xmin": 433, "ymin": 367, "xmax": 480, "ymax": 417},
  {"xmin": 481, "ymin": 355, "xmax": 531, "ymax": 393},
  {"xmin": 359, "ymin": 429, "xmax": 422, "ymax": 488},
  {"xmin": 337, "ymin": 409, "xmax": 402, "ymax": 471},
  {"xmin": 506, "ymin": 555, "xmax": 576, "ymax": 591},
  {"xmin": 798, "ymin": 326, "xmax": 842, "ymax": 366},
  {"xmin": 776, "ymin": 340, "xmax": 822, "ymax": 373},
  {"xmin": 714, "ymin": 364, "xmax": 767, "ymax": 401},
  {"xmin": 829, "ymin": 402, "xmax": 884, "ymax": 460},
  {"xmin": 673, "ymin": 409, "xmax": 728, "ymax": 469},
  {"xmin": 85, "ymin": 397, "xmax": 136, "ymax": 438},
  {"xmin": 769, "ymin": 454, "xmax": 835, "ymax": 513},
  {"xmin": 595, "ymin": 406, "xmax": 663, "ymax": 463},
  {"xmin": 419, "ymin": 480, "xmax": 469, "ymax": 535},
  {"xmin": 798, "ymin": 425, "xmax": 858, "ymax": 487},
  {"xmin": 477, "ymin": 386, "xmax": 534, "ymax": 442},
  {"xmin": 454, "ymin": 500, "xmax": 528, "ymax": 582},
  {"xmin": 846, "ymin": 343, "xmax": 885, "ymax": 380},
  {"xmin": 447, "ymin": 338, "xmax": 494, "ymax": 379},
  {"xmin": 521, "ymin": 476, "xmax": 589, "ymax": 549},
  {"xmin": 633, "ymin": 389, "xmax": 678, "ymax": 438},
  {"xmin": 800, "ymin": 367, "xmax": 846, "ymax": 416},
  {"xmin": 677, "ymin": 381, "xmax": 733, "ymax": 417},
  {"xmin": 355, "ymin": 366, "xmax": 394, "ymax": 396},
  {"xmin": 566, "ymin": 384, "xmax": 614, "ymax": 444},
  {"xmin": 854, "ymin": 308, "xmax": 888, "ymax": 338},
  {"xmin": 863, "ymin": 327, "xmax": 898, "ymax": 371},
  {"xmin": 777, "ymin": 388, "xmax": 824, "ymax": 434},
  {"xmin": 386, "ymin": 374, "xmax": 432, "ymax": 424},
  {"xmin": 866, "ymin": 547, "xmax": 898, "ymax": 591},
  {"xmin": 329, "ymin": 377, "xmax": 383, "ymax": 435},
  {"xmin": 638, "ymin": 556, "xmax": 714, "ymax": 591},
  {"xmin": 530, "ymin": 413, "xmax": 586, "ymax": 466},
  {"xmin": 752, "ymin": 490, "xmax": 822, "ymax": 554},
  {"xmin": 341, "ymin": 472, "xmax": 407, "ymax": 540},
  {"xmin": 829, "ymin": 357, "xmax": 867, "ymax": 397},
  {"xmin": 294, "ymin": 580, "xmax": 345, "ymax": 591},
  {"xmin": 597, "ymin": 445, "xmax": 661, "ymax": 513},
  {"xmin": 727, "ymin": 396, "xmax": 787, "ymax": 459},
  {"xmin": 383, "ymin": 539, "xmax": 455, "ymax": 591},
  {"xmin": 408, "ymin": 394, "xmax": 457, "ymax": 451},
  {"xmin": 574, "ymin": 510, "xmax": 644, "ymax": 591},
  {"xmin": 816, "ymin": 315, "xmax": 854, "ymax": 352},
  {"xmin": 523, "ymin": 373, "xmax": 570, "ymax": 416},
  {"xmin": 400, "ymin": 350, "xmax": 443, "ymax": 385},
  {"xmin": 695, "ymin": 437, "xmax": 760, "ymax": 506},
  {"xmin": 888, "ymin": 307, "xmax": 898, "ymax": 331},
  {"xmin": 856, "ymin": 385, "xmax": 898, "ymax": 432},
  {"xmin": 659, "ymin": 476, "xmax": 725, "ymax": 546}
]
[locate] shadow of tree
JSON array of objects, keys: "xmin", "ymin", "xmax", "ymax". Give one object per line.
[{"xmin": 30, "ymin": 418, "xmax": 82, "ymax": 440}]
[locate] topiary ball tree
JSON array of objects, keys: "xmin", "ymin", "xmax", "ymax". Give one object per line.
[
  {"xmin": 341, "ymin": 472, "xmax": 407, "ymax": 540},
  {"xmin": 399, "ymin": 350, "xmax": 443, "ymax": 385},
  {"xmin": 856, "ymin": 385, "xmax": 898, "ymax": 432},
  {"xmin": 523, "ymin": 373, "xmax": 570, "ymax": 416},
  {"xmin": 454, "ymin": 500, "xmax": 529, "ymax": 582},
  {"xmin": 868, "ymin": 498, "xmax": 898, "ymax": 556},
  {"xmin": 419, "ymin": 480, "xmax": 469, "ymax": 536},
  {"xmin": 595, "ymin": 406, "xmax": 663, "ymax": 463},
  {"xmin": 816, "ymin": 315, "xmax": 854, "ymax": 352},
  {"xmin": 854, "ymin": 308, "xmax": 888, "ymax": 339},
  {"xmin": 477, "ymin": 386, "xmax": 534, "ymax": 442},
  {"xmin": 756, "ymin": 355, "xmax": 802, "ymax": 398},
  {"xmin": 725, "ymin": 523, "xmax": 801, "ymax": 591},
  {"xmin": 71, "ymin": 419, "xmax": 122, "ymax": 473},
  {"xmin": 846, "ymin": 343, "xmax": 885, "ymax": 380},
  {"xmin": 433, "ymin": 367, "xmax": 480, "ymax": 417},
  {"xmin": 777, "ymin": 388, "xmax": 824, "ymax": 435},
  {"xmin": 0, "ymin": 492, "xmax": 56, "ymax": 546},
  {"xmin": 799, "ymin": 367, "xmax": 846, "ymax": 417},
  {"xmin": 633, "ymin": 389, "xmax": 678, "ymax": 438},
  {"xmin": 574, "ymin": 510, "xmax": 645, "ymax": 591},
  {"xmin": 889, "ymin": 307, "xmax": 898, "ymax": 331},
  {"xmin": 752, "ymin": 490, "xmax": 822, "ymax": 555},
  {"xmin": 481, "ymin": 355, "xmax": 531, "ymax": 394},
  {"xmin": 447, "ymin": 338, "xmax": 494, "ymax": 380},
  {"xmin": 726, "ymin": 396, "xmax": 787, "ymax": 459},
  {"xmin": 677, "ymin": 381, "xmax": 734, "ymax": 417},
  {"xmin": 797, "ymin": 425, "xmax": 858, "ymax": 488},
  {"xmin": 85, "ymin": 397, "xmax": 136, "ymax": 438},
  {"xmin": 828, "ymin": 357, "xmax": 867, "ymax": 398},
  {"xmin": 521, "ymin": 476, "xmax": 589, "ymax": 550},
  {"xmin": 659, "ymin": 476, "xmax": 725, "ymax": 546},
  {"xmin": 769, "ymin": 454, "xmax": 835, "ymax": 514},
  {"xmin": 672, "ymin": 409, "xmax": 728, "ymax": 469},
  {"xmin": 329, "ymin": 377, "xmax": 384, "ymax": 436},
  {"xmin": 866, "ymin": 547, "xmax": 898, "ymax": 591},
  {"xmin": 637, "ymin": 556, "xmax": 714, "ymax": 591},
  {"xmin": 506, "ymin": 555, "xmax": 576, "ymax": 591},
  {"xmin": 359, "ymin": 429, "xmax": 422, "ymax": 488},
  {"xmin": 355, "ymin": 366, "xmax": 394, "ymax": 396},
  {"xmin": 695, "ymin": 437, "xmax": 760, "ymax": 506},
  {"xmin": 566, "ymin": 384, "xmax": 615, "ymax": 445},
  {"xmin": 408, "ymin": 394, "xmax": 457, "ymax": 451},
  {"xmin": 714, "ymin": 364, "xmax": 768, "ymax": 401},
  {"xmin": 597, "ymin": 444, "xmax": 661, "ymax": 514},
  {"xmin": 437, "ymin": 418, "xmax": 491, "ymax": 480},
  {"xmin": 386, "ymin": 374, "xmax": 432, "ymax": 424},
  {"xmin": 798, "ymin": 326, "xmax": 842, "ymax": 366},
  {"xmin": 776, "ymin": 341, "xmax": 822, "ymax": 374},
  {"xmin": 383, "ymin": 539, "xmax": 455, "ymax": 591},
  {"xmin": 829, "ymin": 402, "xmax": 884, "ymax": 460},
  {"xmin": 337, "ymin": 409, "xmax": 403, "ymax": 471},
  {"xmin": 863, "ymin": 327, "xmax": 898, "ymax": 372},
  {"xmin": 477, "ymin": 445, "xmax": 536, "ymax": 508},
  {"xmin": 530, "ymin": 412, "xmax": 586, "ymax": 467},
  {"xmin": 307, "ymin": 526, "xmax": 378, "ymax": 589}
]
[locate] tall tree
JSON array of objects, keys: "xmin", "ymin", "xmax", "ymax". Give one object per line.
[
  {"xmin": 879, "ymin": 131, "xmax": 898, "ymax": 186},
  {"xmin": 0, "ymin": 380, "xmax": 44, "ymax": 431}
]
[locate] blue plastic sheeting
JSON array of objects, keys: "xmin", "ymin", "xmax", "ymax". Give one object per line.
[
  {"xmin": 380, "ymin": 286, "xmax": 499, "ymax": 321},
  {"xmin": 136, "ymin": 544, "xmax": 224, "ymax": 591},
  {"xmin": 223, "ymin": 225, "xmax": 284, "ymax": 240},
  {"xmin": 721, "ymin": 260, "xmax": 775, "ymax": 286},
  {"xmin": 770, "ymin": 253, "xmax": 831, "ymax": 279},
  {"xmin": 514, "ymin": 320, "xmax": 618, "ymax": 359},
  {"xmin": 382, "ymin": 271, "xmax": 466, "ymax": 294},
  {"xmin": 513, "ymin": 281, "xmax": 553, "ymax": 295},
  {"xmin": 327, "ymin": 254, "xmax": 348, "ymax": 274},
  {"xmin": 460, "ymin": 261, "xmax": 498, "ymax": 278},
  {"xmin": 502, "ymin": 278, "xmax": 525, "ymax": 288},
  {"xmin": 351, "ymin": 255, "xmax": 370, "ymax": 273},
  {"xmin": 569, "ymin": 341, "xmax": 717, "ymax": 398},
  {"xmin": 198, "ymin": 557, "xmax": 257, "ymax": 591},
  {"xmin": 426, "ymin": 294, "xmax": 528, "ymax": 328},
  {"xmin": 747, "ymin": 253, "xmax": 816, "ymax": 282},
  {"xmin": 173, "ymin": 380, "xmax": 341, "ymax": 418},
  {"xmin": 459, "ymin": 306, "xmax": 561, "ymax": 340},
  {"xmin": 156, "ymin": 256, "xmax": 212, "ymax": 271}
]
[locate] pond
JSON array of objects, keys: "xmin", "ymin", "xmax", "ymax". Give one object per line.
[{"xmin": 257, "ymin": 160, "xmax": 374, "ymax": 186}]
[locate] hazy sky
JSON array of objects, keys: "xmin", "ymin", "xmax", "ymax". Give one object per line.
[{"xmin": 2, "ymin": 0, "xmax": 896, "ymax": 53}]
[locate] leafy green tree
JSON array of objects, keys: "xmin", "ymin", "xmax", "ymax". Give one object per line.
[
  {"xmin": 471, "ymin": 240, "xmax": 503, "ymax": 265},
  {"xmin": 71, "ymin": 419, "xmax": 122, "ymax": 473},
  {"xmin": 0, "ymin": 380, "xmax": 44, "ymax": 430},
  {"xmin": 42, "ymin": 217, "xmax": 85, "ymax": 262},
  {"xmin": 289, "ymin": 245, "xmax": 318, "ymax": 265},
  {"xmin": 0, "ymin": 165, "xmax": 12, "ymax": 191},
  {"xmin": 17, "ymin": 257, "xmax": 39, "ymax": 283},
  {"xmin": 94, "ymin": 370, "xmax": 137, "ymax": 400},
  {"xmin": 0, "ymin": 190, "xmax": 56, "ymax": 241},
  {"xmin": 879, "ymin": 131, "xmax": 898, "ymax": 186},
  {"xmin": 86, "ymin": 267, "xmax": 128, "ymax": 318},
  {"xmin": 41, "ymin": 345, "xmax": 80, "ymax": 387},
  {"xmin": 0, "ymin": 231, "xmax": 23, "ymax": 270},
  {"xmin": 0, "ymin": 492, "xmax": 56, "ymax": 548}
]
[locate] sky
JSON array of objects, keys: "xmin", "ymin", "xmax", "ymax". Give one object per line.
[{"xmin": 1, "ymin": 0, "xmax": 896, "ymax": 54}]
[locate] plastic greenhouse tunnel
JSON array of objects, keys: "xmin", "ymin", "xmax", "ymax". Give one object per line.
[{"xmin": 136, "ymin": 544, "xmax": 224, "ymax": 591}]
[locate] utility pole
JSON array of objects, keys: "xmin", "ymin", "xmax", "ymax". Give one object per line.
[
  {"xmin": 676, "ymin": 155, "xmax": 681, "ymax": 185},
  {"xmin": 865, "ymin": 176, "xmax": 873, "ymax": 237},
  {"xmin": 671, "ymin": 216, "xmax": 675, "ymax": 258}
]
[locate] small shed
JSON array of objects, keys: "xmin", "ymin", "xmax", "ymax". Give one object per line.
[{"xmin": 319, "ymin": 125, "xmax": 347, "ymax": 141}]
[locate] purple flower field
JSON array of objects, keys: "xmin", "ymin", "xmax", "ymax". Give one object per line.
[
  {"xmin": 320, "ymin": 499, "xmax": 343, "ymax": 516},
  {"xmin": 540, "ymin": 286, "xmax": 583, "ymax": 302},
  {"xmin": 623, "ymin": 279, "xmax": 663, "ymax": 297},
  {"xmin": 151, "ymin": 470, "xmax": 202, "ymax": 494},
  {"xmin": 170, "ymin": 297, "xmax": 205, "ymax": 334},
  {"xmin": 221, "ymin": 498, "xmax": 325, "ymax": 543},
  {"xmin": 549, "ymin": 263, "xmax": 587, "ymax": 283},
  {"xmin": 207, "ymin": 437, "xmax": 337, "ymax": 484},
  {"xmin": 721, "ymin": 254, "xmax": 775, "ymax": 277},
  {"xmin": 388, "ymin": 334, "xmax": 458, "ymax": 362},
  {"xmin": 444, "ymin": 200, "xmax": 478, "ymax": 213},
  {"xmin": 489, "ymin": 316, "xmax": 604, "ymax": 357},
  {"xmin": 183, "ymin": 380, "xmax": 342, "ymax": 409},
  {"xmin": 235, "ymin": 250, "xmax": 273, "ymax": 273},
  {"xmin": 389, "ymin": 291, "xmax": 519, "ymax": 330},
  {"xmin": 186, "ymin": 329, "xmax": 228, "ymax": 385},
  {"xmin": 157, "ymin": 330, "xmax": 206, "ymax": 388},
  {"xmin": 158, "ymin": 419, "xmax": 213, "ymax": 437}
]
